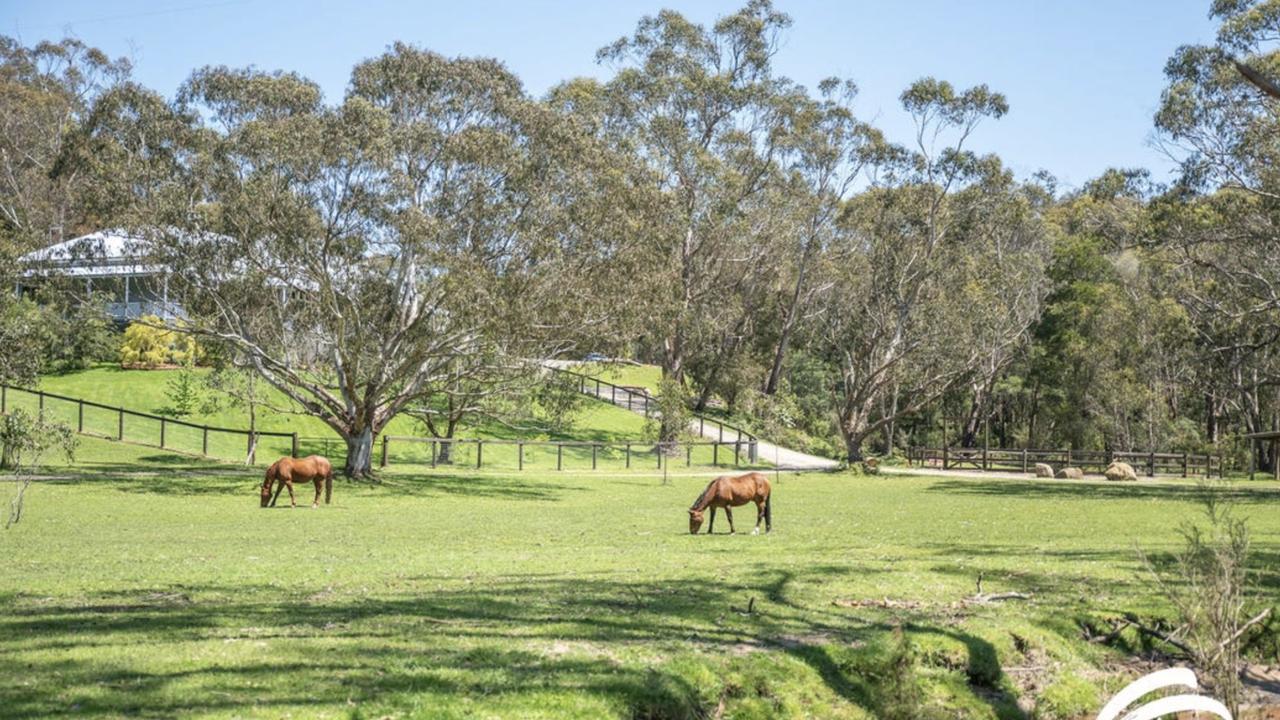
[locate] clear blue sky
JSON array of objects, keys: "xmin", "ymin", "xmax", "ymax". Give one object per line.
[{"xmin": 2, "ymin": 0, "xmax": 1217, "ymax": 189}]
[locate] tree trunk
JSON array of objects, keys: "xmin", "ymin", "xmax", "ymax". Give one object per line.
[
  {"xmin": 765, "ymin": 233, "xmax": 816, "ymax": 396},
  {"xmin": 344, "ymin": 425, "xmax": 374, "ymax": 478}
]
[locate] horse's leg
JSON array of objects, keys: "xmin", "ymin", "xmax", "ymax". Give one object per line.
[
  {"xmin": 707, "ymin": 507, "xmax": 716, "ymax": 534},
  {"xmin": 285, "ymin": 480, "xmax": 297, "ymax": 507},
  {"xmin": 270, "ymin": 480, "xmax": 284, "ymax": 507},
  {"xmin": 753, "ymin": 500, "xmax": 763, "ymax": 535},
  {"xmin": 725, "ymin": 506, "xmax": 735, "ymax": 534},
  {"xmin": 311, "ymin": 478, "xmax": 322, "ymax": 508}
]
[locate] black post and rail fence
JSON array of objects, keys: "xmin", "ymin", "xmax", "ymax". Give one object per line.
[
  {"xmin": 377, "ymin": 435, "xmax": 766, "ymax": 472},
  {"xmin": 1, "ymin": 383, "xmax": 300, "ymax": 464},
  {"xmin": 1, "ymin": 383, "xmax": 767, "ymax": 474},
  {"xmin": 907, "ymin": 445, "xmax": 1223, "ymax": 478},
  {"xmin": 548, "ymin": 367, "xmax": 759, "ymax": 463}
]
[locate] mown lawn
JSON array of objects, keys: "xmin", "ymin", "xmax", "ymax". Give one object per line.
[{"xmin": 4, "ymin": 437, "xmax": 1279, "ymax": 719}]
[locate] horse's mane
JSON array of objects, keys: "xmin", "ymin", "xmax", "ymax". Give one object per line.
[{"xmin": 689, "ymin": 478, "xmax": 719, "ymax": 510}]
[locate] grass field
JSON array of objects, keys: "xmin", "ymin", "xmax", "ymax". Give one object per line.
[{"xmin": 4, "ymin": 436, "xmax": 1279, "ymax": 719}]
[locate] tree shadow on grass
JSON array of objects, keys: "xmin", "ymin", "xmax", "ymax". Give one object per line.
[
  {"xmin": 925, "ymin": 478, "xmax": 1280, "ymax": 504},
  {"xmin": 31, "ymin": 465, "xmax": 582, "ymax": 503},
  {"xmin": 0, "ymin": 567, "xmax": 993, "ymax": 719}
]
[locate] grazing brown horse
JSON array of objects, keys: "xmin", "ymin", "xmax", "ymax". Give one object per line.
[
  {"xmin": 688, "ymin": 471, "xmax": 772, "ymax": 535},
  {"xmin": 261, "ymin": 456, "xmax": 334, "ymax": 508}
]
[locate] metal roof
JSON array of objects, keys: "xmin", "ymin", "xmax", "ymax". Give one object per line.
[{"xmin": 20, "ymin": 229, "xmax": 158, "ymax": 278}]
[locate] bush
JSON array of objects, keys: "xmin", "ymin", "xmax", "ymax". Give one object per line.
[
  {"xmin": 165, "ymin": 357, "xmax": 203, "ymax": 416},
  {"xmin": 2, "ymin": 408, "xmax": 76, "ymax": 528},
  {"xmin": 120, "ymin": 315, "xmax": 199, "ymax": 368}
]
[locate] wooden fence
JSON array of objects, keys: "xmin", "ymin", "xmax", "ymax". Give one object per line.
[
  {"xmin": 1, "ymin": 384, "xmax": 299, "ymax": 463},
  {"xmin": 548, "ymin": 367, "xmax": 758, "ymax": 449},
  {"xmin": 908, "ymin": 445, "xmax": 1222, "ymax": 478},
  {"xmin": 380, "ymin": 435, "xmax": 762, "ymax": 472}
]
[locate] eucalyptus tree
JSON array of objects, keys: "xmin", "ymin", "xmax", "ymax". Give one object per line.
[
  {"xmin": 588, "ymin": 0, "xmax": 794, "ymax": 438},
  {"xmin": 95, "ymin": 46, "xmax": 624, "ymax": 477},
  {"xmin": 0, "ymin": 37, "xmax": 130, "ymax": 255},
  {"xmin": 812, "ymin": 79, "xmax": 1048, "ymax": 461},
  {"xmin": 762, "ymin": 78, "xmax": 882, "ymax": 397},
  {"xmin": 1154, "ymin": 0, "xmax": 1280, "ymax": 464}
]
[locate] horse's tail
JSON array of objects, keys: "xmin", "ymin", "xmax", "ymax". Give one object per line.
[
  {"xmin": 324, "ymin": 465, "xmax": 333, "ymax": 505},
  {"xmin": 764, "ymin": 489, "xmax": 772, "ymax": 528}
]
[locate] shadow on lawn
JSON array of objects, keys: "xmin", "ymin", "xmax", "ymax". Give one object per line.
[
  {"xmin": 33, "ymin": 465, "xmax": 582, "ymax": 502},
  {"xmin": 926, "ymin": 478, "xmax": 1280, "ymax": 504},
  {"xmin": 0, "ymin": 569, "xmax": 1024, "ymax": 719}
]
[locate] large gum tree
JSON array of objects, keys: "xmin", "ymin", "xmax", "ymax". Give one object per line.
[{"xmin": 90, "ymin": 45, "xmax": 624, "ymax": 477}]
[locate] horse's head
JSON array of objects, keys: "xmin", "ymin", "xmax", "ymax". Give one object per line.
[
  {"xmin": 688, "ymin": 508, "xmax": 704, "ymax": 534},
  {"xmin": 260, "ymin": 481, "xmax": 273, "ymax": 508}
]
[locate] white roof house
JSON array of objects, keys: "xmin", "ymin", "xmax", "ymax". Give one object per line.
[{"xmin": 17, "ymin": 229, "xmax": 176, "ymax": 322}]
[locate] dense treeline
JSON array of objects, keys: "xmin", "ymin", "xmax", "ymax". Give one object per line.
[{"xmin": 3, "ymin": 1, "xmax": 1280, "ymax": 472}]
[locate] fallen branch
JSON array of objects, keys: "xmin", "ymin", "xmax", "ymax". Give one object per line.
[
  {"xmin": 1084, "ymin": 618, "xmax": 1133, "ymax": 645},
  {"xmin": 966, "ymin": 591, "xmax": 1032, "ymax": 604},
  {"xmin": 1124, "ymin": 613, "xmax": 1194, "ymax": 657}
]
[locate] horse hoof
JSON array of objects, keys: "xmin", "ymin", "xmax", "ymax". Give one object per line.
[{"xmin": 751, "ymin": 528, "xmax": 759, "ymax": 536}]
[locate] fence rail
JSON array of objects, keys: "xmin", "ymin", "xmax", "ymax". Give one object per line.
[
  {"xmin": 1, "ymin": 384, "xmax": 299, "ymax": 464},
  {"xmin": 908, "ymin": 445, "xmax": 1222, "ymax": 478},
  {"xmin": 548, "ymin": 366, "xmax": 757, "ymax": 446},
  {"xmin": 380, "ymin": 435, "xmax": 763, "ymax": 472}
]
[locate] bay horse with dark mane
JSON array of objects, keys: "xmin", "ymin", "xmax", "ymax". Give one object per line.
[
  {"xmin": 261, "ymin": 456, "xmax": 334, "ymax": 508},
  {"xmin": 688, "ymin": 471, "xmax": 771, "ymax": 535}
]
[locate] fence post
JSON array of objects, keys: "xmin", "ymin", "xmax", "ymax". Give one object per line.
[
  {"xmin": 476, "ymin": 441, "xmax": 483, "ymax": 469},
  {"xmin": 592, "ymin": 444, "xmax": 597, "ymax": 470},
  {"xmin": 160, "ymin": 418, "xmax": 166, "ymax": 449},
  {"xmin": 981, "ymin": 444, "xmax": 988, "ymax": 471},
  {"xmin": 1182, "ymin": 452, "xmax": 1188, "ymax": 478},
  {"xmin": 713, "ymin": 443, "xmax": 719, "ymax": 467},
  {"xmin": 78, "ymin": 400, "xmax": 84, "ymax": 433},
  {"xmin": 644, "ymin": 396, "xmax": 650, "ymax": 417},
  {"xmin": 718, "ymin": 423, "xmax": 724, "ymax": 443},
  {"xmin": 595, "ymin": 379, "xmax": 600, "ymax": 397},
  {"xmin": 657, "ymin": 445, "xmax": 662, "ymax": 469},
  {"xmin": 37, "ymin": 390, "xmax": 44, "ymax": 416},
  {"xmin": 291, "ymin": 433, "xmax": 299, "ymax": 458},
  {"xmin": 380, "ymin": 435, "xmax": 388, "ymax": 468},
  {"xmin": 431, "ymin": 440, "xmax": 437, "ymax": 468},
  {"xmin": 942, "ymin": 444, "xmax": 949, "ymax": 470},
  {"xmin": 118, "ymin": 409, "xmax": 124, "ymax": 440},
  {"xmin": 557, "ymin": 444, "xmax": 563, "ymax": 471},
  {"xmin": 734, "ymin": 440, "xmax": 740, "ymax": 467},
  {"xmin": 625, "ymin": 443, "xmax": 631, "ymax": 469},
  {"xmin": 1148, "ymin": 451, "xmax": 1156, "ymax": 477},
  {"xmin": 700, "ymin": 417, "xmax": 705, "ymax": 435},
  {"xmin": 611, "ymin": 385, "xmax": 616, "ymax": 404},
  {"xmin": 518, "ymin": 442, "xmax": 523, "ymax": 471},
  {"xmin": 750, "ymin": 440, "xmax": 757, "ymax": 463},
  {"xmin": 1021, "ymin": 448, "xmax": 1028, "ymax": 473},
  {"xmin": 686, "ymin": 444, "xmax": 692, "ymax": 467},
  {"xmin": 202, "ymin": 427, "xmax": 209, "ymax": 456}
]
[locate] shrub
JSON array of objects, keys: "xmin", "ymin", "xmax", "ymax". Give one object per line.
[
  {"xmin": 165, "ymin": 357, "xmax": 203, "ymax": 416},
  {"xmin": 120, "ymin": 315, "xmax": 199, "ymax": 368},
  {"xmin": 2, "ymin": 408, "xmax": 76, "ymax": 528}
]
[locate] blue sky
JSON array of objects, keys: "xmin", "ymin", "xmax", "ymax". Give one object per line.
[{"xmin": 3, "ymin": 1, "xmax": 1217, "ymax": 189}]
